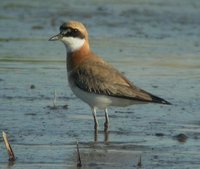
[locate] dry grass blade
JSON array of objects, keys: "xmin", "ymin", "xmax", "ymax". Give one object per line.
[{"xmin": 2, "ymin": 131, "xmax": 16, "ymax": 161}]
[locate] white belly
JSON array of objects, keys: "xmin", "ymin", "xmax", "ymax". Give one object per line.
[{"xmin": 70, "ymin": 85, "xmax": 141, "ymax": 109}]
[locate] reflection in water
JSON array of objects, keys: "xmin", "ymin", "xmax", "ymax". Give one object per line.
[
  {"xmin": 93, "ymin": 129, "xmax": 109, "ymax": 143},
  {"xmin": 104, "ymin": 130, "xmax": 109, "ymax": 144},
  {"xmin": 94, "ymin": 129, "xmax": 98, "ymax": 143},
  {"xmin": 6, "ymin": 161, "xmax": 15, "ymax": 169},
  {"xmin": 73, "ymin": 138, "xmax": 143, "ymax": 169}
]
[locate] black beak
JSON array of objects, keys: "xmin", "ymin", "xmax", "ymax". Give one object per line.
[{"xmin": 48, "ymin": 33, "xmax": 63, "ymax": 41}]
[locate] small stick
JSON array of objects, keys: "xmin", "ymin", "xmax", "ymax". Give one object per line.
[
  {"xmin": 2, "ymin": 131, "xmax": 16, "ymax": 161},
  {"xmin": 76, "ymin": 141, "xmax": 82, "ymax": 167},
  {"xmin": 137, "ymin": 155, "xmax": 142, "ymax": 167}
]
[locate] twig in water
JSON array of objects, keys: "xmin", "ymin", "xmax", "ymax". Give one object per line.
[
  {"xmin": 137, "ymin": 155, "xmax": 142, "ymax": 167},
  {"xmin": 2, "ymin": 131, "xmax": 16, "ymax": 161},
  {"xmin": 76, "ymin": 141, "xmax": 82, "ymax": 167}
]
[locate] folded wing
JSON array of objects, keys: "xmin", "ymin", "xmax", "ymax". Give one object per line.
[{"xmin": 71, "ymin": 58, "xmax": 171, "ymax": 105}]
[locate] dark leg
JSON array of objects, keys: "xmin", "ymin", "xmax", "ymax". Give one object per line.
[{"xmin": 104, "ymin": 109, "xmax": 109, "ymax": 131}]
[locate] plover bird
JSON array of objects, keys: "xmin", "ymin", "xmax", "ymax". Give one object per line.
[{"xmin": 49, "ymin": 21, "xmax": 171, "ymax": 131}]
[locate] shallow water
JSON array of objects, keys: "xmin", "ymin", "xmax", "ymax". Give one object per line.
[{"xmin": 0, "ymin": 0, "xmax": 200, "ymax": 168}]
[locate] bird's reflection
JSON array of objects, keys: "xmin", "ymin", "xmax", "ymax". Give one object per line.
[
  {"xmin": 104, "ymin": 130, "xmax": 109, "ymax": 144},
  {"xmin": 93, "ymin": 128, "xmax": 109, "ymax": 143}
]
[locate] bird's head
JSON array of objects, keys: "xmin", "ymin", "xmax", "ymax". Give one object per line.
[{"xmin": 49, "ymin": 21, "xmax": 88, "ymax": 52}]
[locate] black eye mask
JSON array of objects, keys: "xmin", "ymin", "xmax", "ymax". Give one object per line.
[{"xmin": 60, "ymin": 26, "xmax": 85, "ymax": 39}]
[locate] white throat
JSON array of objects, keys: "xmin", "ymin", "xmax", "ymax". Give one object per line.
[{"xmin": 61, "ymin": 37, "xmax": 85, "ymax": 52}]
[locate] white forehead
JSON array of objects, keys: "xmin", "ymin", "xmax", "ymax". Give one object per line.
[{"xmin": 61, "ymin": 37, "xmax": 85, "ymax": 52}]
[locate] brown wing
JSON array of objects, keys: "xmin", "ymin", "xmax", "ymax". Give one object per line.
[{"xmin": 71, "ymin": 58, "xmax": 171, "ymax": 104}]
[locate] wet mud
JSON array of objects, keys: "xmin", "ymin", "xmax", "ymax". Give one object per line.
[{"xmin": 0, "ymin": 0, "xmax": 200, "ymax": 168}]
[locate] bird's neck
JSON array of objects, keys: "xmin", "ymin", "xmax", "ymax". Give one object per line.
[{"xmin": 67, "ymin": 41, "xmax": 90, "ymax": 71}]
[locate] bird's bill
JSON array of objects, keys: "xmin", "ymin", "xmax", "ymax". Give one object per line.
[{"xmin": 48, "ymin": 34, "xmax": 63, "ymax": 41}]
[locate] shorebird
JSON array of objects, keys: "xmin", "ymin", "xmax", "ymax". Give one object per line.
[{"xmin": 49, "ymin": 21, "xmax": 171, "ymax": 131}]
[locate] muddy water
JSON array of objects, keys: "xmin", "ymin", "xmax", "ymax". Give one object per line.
[{"xmin": 0, "ymin": 0, "xmax": 200, "ymax": 168}]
